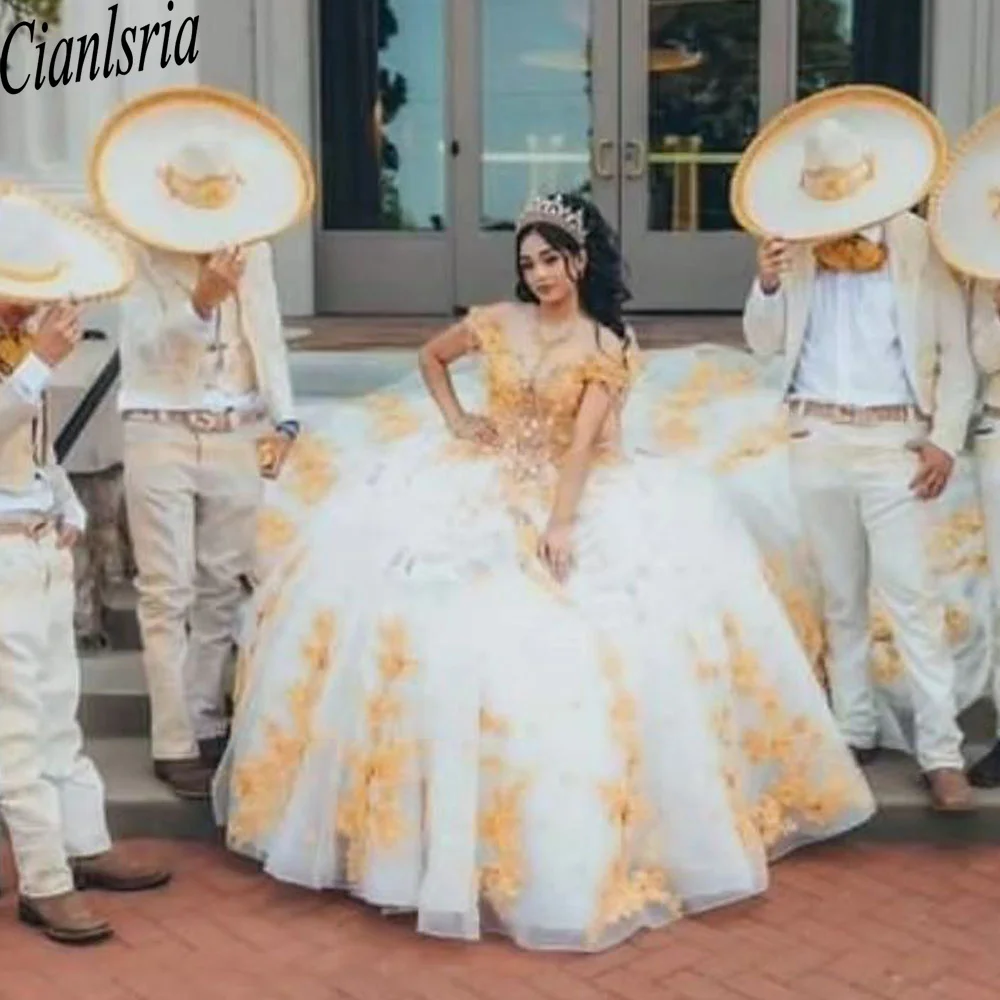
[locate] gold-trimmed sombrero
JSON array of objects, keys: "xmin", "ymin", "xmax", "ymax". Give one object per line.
[
  {"xmin": 0, "ymin": 181, "xmax": 134, "ymax": 305},
  {"xmin": 929, "ymin": 104, "xmax": 1000, "ymax": 281},
  {"xmin": 88, "ymin": 85, "xmax": 315, "ymax": 254},
  {"xmin": 731, "ymin": 84, "xmax": 947, "ymax": 243}
]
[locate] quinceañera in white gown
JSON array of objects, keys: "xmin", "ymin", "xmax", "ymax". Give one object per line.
[{"xmin": 214, "ymin": 194, "xmax": 875, "ymax": 952}]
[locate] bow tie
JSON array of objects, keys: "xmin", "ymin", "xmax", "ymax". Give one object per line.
[{"xmin": 814, "ymin": 234, "xmax": 889, "ymax": 274}]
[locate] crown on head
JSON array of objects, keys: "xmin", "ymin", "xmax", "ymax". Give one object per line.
[{"xmin": 516, "ymin": 194, "xmax": 587, "ymax": 244}]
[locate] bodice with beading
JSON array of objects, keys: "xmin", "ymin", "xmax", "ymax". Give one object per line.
[{"xmin": 464, "ymin": 303, "xmax": 638, "ymax": 478}]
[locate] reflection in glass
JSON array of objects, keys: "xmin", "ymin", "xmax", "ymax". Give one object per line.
[
  {"xmin": 798, "ymin": 0, "xmax": 924, "ymax": 99},
  {"xmin": 645, "ymin": 0, "xmax": 760, "ymax": 233},
  {"xmin": 481, "ymin": 0, "xmax": 594, "ymax": 231},
  {"xmin": 319, "ymin": 0, "xmax": 446, "ymax": 231}
]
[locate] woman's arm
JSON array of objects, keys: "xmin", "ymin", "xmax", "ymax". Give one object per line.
[
  {"xmin": 417, "ymin": 320, "xmax": 478, "ymax": 430},
  {"xmin": 538, "ymin": 380, "xmax": 616, "ymax": 581},
  {"xmin": 418, "ymin": 314, "xmax": 499, "ymax": 444},
  {"xmin": 549, "ymin": 382, "xmax": 614, "ymax": 526}
]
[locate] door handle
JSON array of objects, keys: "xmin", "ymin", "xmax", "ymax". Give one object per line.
[
  {"xmin": 624, "ymin": 139, "xmax": 647, "ymax": 179},
  {"xmin": 591, "ymin": 139, "xmax": 616, "ymax": 179}
]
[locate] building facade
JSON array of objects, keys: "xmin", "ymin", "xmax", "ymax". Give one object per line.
[{"xmin": 4, "ymin": 0, "xmax": 1000, "ymax": 319}]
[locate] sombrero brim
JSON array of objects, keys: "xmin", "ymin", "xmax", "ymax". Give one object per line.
[
  {"xmin": 731, "ymin": 85, "xmax": 947, "ymax": 243},
  {"xmin": 929, "ymin": 105, "xmax": 1000, "ymax": 281},
  {"xmin": 88, "ymin": 85, "xmax": 315, "ymax": 254},
  {"xmin": 0, "ymin": 182, "xmax": 134, "ymax": 305}
]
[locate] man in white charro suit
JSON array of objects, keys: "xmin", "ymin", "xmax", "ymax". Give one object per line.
[
  {"xmin": 88, "ymin": 86, "xmax": 313, "ymax": 800},
  {"xmin": 929, "ymin": 103, "xmax": 1000, "ymax": 787},
  {"xmin": 0, "ymin": 184, "xmax": 170, "ymax": 946},
  {"xmin": 737, "ymin": 85, "xmax": 976, "ymax": 812}
]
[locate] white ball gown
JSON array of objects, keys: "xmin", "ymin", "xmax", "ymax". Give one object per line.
[{"xmin": 214, "ymin": 302, "xmax": 877, "ymax": 952}]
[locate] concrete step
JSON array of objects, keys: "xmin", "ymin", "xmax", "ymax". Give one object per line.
[
  {"xmin": 86, "ymin": 733, "xmax": 1000, "ymax": 845},
  {"xmin": 80, "ymin": 655, "xmax": 1000, "ymax": 844},
  {"xmin": 88, "ymin": 736, "xmax": 217, "ymax": 841},
  {"xmin": 80, "ymin": 650, "xmax": 149, "ymax": 739},
  {"xmin": 100, "ymin": 580, "xmax": 142, "ymax": 652},
  {"xmin": 857, "ymin": 748, "xmax": 1000, "ymax": 844}
]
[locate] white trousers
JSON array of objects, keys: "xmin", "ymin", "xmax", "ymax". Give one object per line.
[
  {"xmin": 788, "ymin": 415, "xmax": 964, "ymax": 771},
  {"xmin": 0, "ymin": 530, "xmax": 111, "ymax": 899},
  {"xmin": 974, "ymin": 417, "xmax": 1000, "ymax": 735},
  {"xmin": 124, "ymin": 420, "xmax": 262, "ymax": 761}
]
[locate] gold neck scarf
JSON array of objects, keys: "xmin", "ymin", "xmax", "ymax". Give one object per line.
[
  {"xmin": 0, "ymin": 326, "xmax": 31, "ymax": 379},
  {"xmin": 813, "ymin": 234, "xmax": 888, "ymax": 274}
]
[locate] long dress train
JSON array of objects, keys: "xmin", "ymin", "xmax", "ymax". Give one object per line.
[{"xmin": 214, "ymin": 303, "xmax": 875, "ymax": 952}]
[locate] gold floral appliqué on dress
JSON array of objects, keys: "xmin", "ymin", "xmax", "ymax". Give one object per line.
[
  {"xmin": 336, "ymin": 619, "xmax": 419, "ymax": 883},
  {"xmin": 478, "ymin": 708, "xmax": 530, "ymax": 917},
  {"xmin": 285, "ymin": 433, "xmax": 338, "ymax": 506},
  {"xmin": 366, "ymin": 393, "xmax": 422, "ymax": 443},
  {"xmin": 228, "ymin": 608, "xmax": 337, "ymax": 846},
  {"xmin": 256, "ymin": 506, "xmax": 296, "ymax": 556},
  {"xmin": 589, "ymin": 645, "xmax": 679, "ymax": 943},
  {"xmin": 708, "ymin": 617, "xmax": 862, "ymax": 851}
]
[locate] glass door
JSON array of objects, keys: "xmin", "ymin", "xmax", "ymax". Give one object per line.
[
  {"xmin": 452, "ymin": 0, "xmax": 621, "ymax": 308},
  {"xmin": 314, "ymin": 0, "xmax": 453, "ymax": 313},
  {"xmin": 618, "ymin": 0, "xmax": 788, "ymax": 311}
]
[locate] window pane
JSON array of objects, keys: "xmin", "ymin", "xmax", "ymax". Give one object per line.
[
  {"xmin": 645, "ymin": 0, "xmax": 761, "ymax": 232},
  {"xmin": 319, "ymin": 0, "xmax": 447, "ymax": 231},
  {"xmin": 798, "ymin": 0, "xmax": 924, "ymax": 99},
  {"xmin": 480, "ymin": 0, "xmax": 594, "ymax": 231}
]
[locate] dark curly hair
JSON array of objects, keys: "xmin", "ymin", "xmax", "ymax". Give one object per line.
[{"xmin": 514, "ymin": 193, "xmax": 632, "ymax": 346}]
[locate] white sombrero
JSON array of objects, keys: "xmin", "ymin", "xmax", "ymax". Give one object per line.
[
  {"xmin": 88, "ymin": 85, "xmax": 315, "ymax": 254},
  {"xmin": 0, "ymin": 181, "xmax": 133, "ymax": 305},
  {"xmin": 929, "ymin": 105, "xmax": 1000, "ymax": 281},
  {"xmin": 731, "ymin": 85, "xmax": 946, "ymax": 243}
]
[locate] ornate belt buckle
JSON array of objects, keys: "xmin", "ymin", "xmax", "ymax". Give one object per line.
[
  {"xmin": 28, "ymin": 519, "xmax": 49, "ymax": 540},
  {"xmin": 188, "ymin": 411, "xmax": 216, "ymax": 432}
]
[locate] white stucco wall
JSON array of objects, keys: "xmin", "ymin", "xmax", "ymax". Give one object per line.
[
  {"xmin": 0, "ymin": 0, "xmax": 313, "ymax": 324},
  {"xmin": 1, "ymin": 0, "xmax": 997, "ymax": 323}
]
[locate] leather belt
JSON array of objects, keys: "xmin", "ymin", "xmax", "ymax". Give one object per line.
[
  {"xmin": 787, "ymin": 399, "xmax": 928, "ymax": 427},
  {"xmin": 0, "ymin": 516, "xmax": 54, "ymax": 540},
  {"xmin": 123, "ymin": 407, "xmax": 267, "ymax": 433}
]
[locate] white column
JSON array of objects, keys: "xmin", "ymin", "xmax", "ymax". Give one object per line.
[
  {"xmin": 245, "ymin": 0, "xmax": 315, "ymax": 317},
  {"xmin": 0, "ymin": 0, "xmax": 202, "ymax": 198},
  {"xmin": 989, "ymin": 2, "xmax": 1000, "ymax": 107},
  {"xmin": 929, "ymin": 0, "xmax": 990, "ymax": 138},
  {"xmin": 118, "ymin": 0, "xmax": 200, "ymax": 99}
]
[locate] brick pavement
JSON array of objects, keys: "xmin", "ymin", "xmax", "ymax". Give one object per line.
[{"xmin": 1, "ymin": 840, "xmax": 999, "ymax": 1000}]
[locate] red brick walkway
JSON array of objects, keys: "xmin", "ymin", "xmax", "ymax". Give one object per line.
[{"xmin": 1, "ymin": 840, "xmax": 999, "ymax": 1000}]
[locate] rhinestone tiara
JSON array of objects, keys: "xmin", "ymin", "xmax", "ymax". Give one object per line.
[{"xmin": 516, "ymin": 194, "xmax": 587, "ymax": 244}]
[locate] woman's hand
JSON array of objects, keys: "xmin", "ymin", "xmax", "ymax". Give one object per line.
[
  {"xmin": 537, "ymin": 520, "xmax": 575, "ymax": 583},
  {"xmin": 448, "ymin": 412, "xmax": 500, "ymax": 447}
]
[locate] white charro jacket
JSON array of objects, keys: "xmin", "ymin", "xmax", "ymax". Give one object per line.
[
  {"xmin": 117, "ymin": 240, "xmax": 296, "ymax": 425},
  {"xmin": 742, "ymin": 212, "xmax": 975, "ymax": 456},
  {"xmin": 971, "ymin": 280, "xmax": 1000, "ymax": 412},
  {"xmin": 0, "ymin": 350, "xmax": 86, "ymax": 529}
]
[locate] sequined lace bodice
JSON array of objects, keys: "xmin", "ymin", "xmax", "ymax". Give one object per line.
[{"xmin": 465, "ymin": 303, "xmax": 637, "ymax": 473}]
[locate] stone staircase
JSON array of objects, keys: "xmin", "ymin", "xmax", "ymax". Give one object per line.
[{"xmin": 76, "ymin": 346, "xmax": 1000, "ymax": 843}]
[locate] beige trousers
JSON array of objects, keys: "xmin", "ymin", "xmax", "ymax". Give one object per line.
[
  {"xmin": 124, "ymin": 420, "xmax": 262, "ymax": 761},
  {"xmin": 0, "ymin": 530, "xmax": 111, "ymax": 899},
  {"xmin": 788, "ymin": 414, "xmax": 964, "ymax": 772}
]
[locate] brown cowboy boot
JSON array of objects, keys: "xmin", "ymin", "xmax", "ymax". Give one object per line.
[
  {"xmin": 18, "ymin": 890, "xmax": 113, "ymax": 945},
  {"xmin": 198, "ymin": 733, "xmax": 229, "ymax": 771},
  {"xmin": 153, "ymin": 758, "xmax": 213, "ymax": 800},
  {"xmin": 925, "ymin": 768, "xmax": 976, "ymax": 813},
  {"xmin": 72, "ymin": 846, "xmax": 172, "ymax": 893}
]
